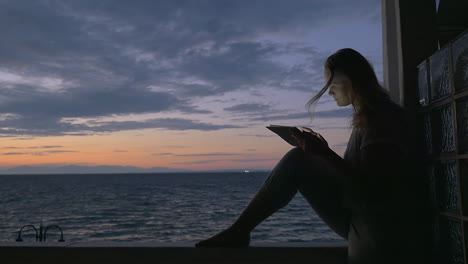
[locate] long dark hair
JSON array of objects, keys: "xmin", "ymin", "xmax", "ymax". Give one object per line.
[{"xmin": 306, "ymin": 48, "xmax": 393, "ymax": 129}]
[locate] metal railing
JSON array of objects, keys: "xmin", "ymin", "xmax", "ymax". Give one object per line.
[{"xmin": 16, "ymin": 224, "xmax": 64, "ymax": 242}]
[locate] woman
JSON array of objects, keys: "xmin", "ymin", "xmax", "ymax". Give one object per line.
[{"xmin": 195, "ymin": 48, "xmax": 436, "ymax": 264}]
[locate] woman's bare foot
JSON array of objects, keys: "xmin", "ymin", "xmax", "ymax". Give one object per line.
[{"xmin": 195, "ymin": 226, "xmax": 250, "ymax": 248}]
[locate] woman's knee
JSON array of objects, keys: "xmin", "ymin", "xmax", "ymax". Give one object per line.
[
  {"xmin": 272, "ymin": 147, "xmax": 306, "ymax": 173},
  {"xmin": 283, "ymin": 147, "xmax": 330, "ymax": 174},
  {"xmin": 282, "ymin": 147, "xmax": 313, "ymax": 164},
  {"xmin": 273, "ymin": 147, "xmax": 334, "ymax": 187},
  {"xmin": 284, "ymin": 147, "xmax": 329, "ymax": 162}
]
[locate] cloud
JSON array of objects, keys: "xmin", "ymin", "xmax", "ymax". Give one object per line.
[
  {"xmin": 171, "ymin": 157, "xmax": 278, "ymax": 165},
  {"xmin": 2, "ymin": 145, "xmax": 64, "ymax": 150},
  {"xmin": 172, "ymin": 160, "xmax": 220, "ymax": 165},
  {"xmin": 1, "ymin": 150, "xmax": 77, "ymax": 156},
  {"xmin": 250, "ymin": 108, "xmax": 353, "ymax": 122},
  {"xmin": 28, "ymin": 146, "xmax": 63, "ymax": 149},
  {"xmin": 0, "ymin": 0, "xmax": 379, "ymax": 137},
  {"xmin": 313, "ymin": 108, "xmax": 354, "ymax": 118},
  {"xmin": 239, "ymin": 134, "xmax": 275, "ymax": 138},
  {"xmin": 90, "ymin": 118, "xmax": 243, "ymax": 132},
  {"xmin": 224, "ymin": 103, "xmax": 271, "ymax": 113},
  {"xmin": 114, "ymin": 150, "xmax": 128, "ymax": 153},
  {"xmin": 231, "ymin": 158, "xmax": 279, "ymax": 163},
  {"xmin": 0, "ymin": 117, "xmax": 243, "ymax": 137},
  {"xmin": 44, "ymin": 150, "xmax": 77, "ymax": 153},
  {"xmin": 154, "ymin": 152, "xmax": 254, "ymax": 157},
  {"xmin": 152, "ymin": 153, "xmax": 174, "ymax": 156},
  {"xmin": 0, "ymin": 84, "xmax": 184, "ymax": 118},
  {"xmin": 314, "ymin": 125, "xmax": 351, "ymax": 130},
  {"xmin": 174, "ymin": 152, "xmax": 254, "ymax": 157}
]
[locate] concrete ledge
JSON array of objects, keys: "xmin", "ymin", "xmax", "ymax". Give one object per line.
[
  {"xmin": 0, "ymin": 241, "xmax": 348, "ymax": 247},
  {"xmin": 0, "ymin": 242, "xmax": 348, "ymax": 264}
]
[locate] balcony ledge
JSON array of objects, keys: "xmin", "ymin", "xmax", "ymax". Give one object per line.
[{"xmin": 0, "ymin": 241, "xmax": 348, "ymax": 264}]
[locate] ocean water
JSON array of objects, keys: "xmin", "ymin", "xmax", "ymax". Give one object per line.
[{"xmin": 0, "ymin": 172, "xmax": 344, "ymax": 244}]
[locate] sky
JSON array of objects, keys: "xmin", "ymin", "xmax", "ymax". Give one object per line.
[{"xmin": 0, "ymin": 0, "xmax": 383, "ymax": 172}]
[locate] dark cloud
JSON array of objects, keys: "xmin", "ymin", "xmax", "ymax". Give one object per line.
[
  {"xmin": 250, "ymin": 108, "xmax": 353, "ymax": 122},
  {"xmin": 314, "ymin": 125, "xmax": 351, "ymax": 130},
  {"xmin": 44, "ymin": 150, "xmax": 77, "ymax": 153},
  {"xmin": 152, "ymin": 153, "xmax": 174, "ymax": 156},
  {"xmin": 1, "ymin": 150, "xmax": 76, "ymax": 156},
  {"xmin": 313, "ymin": 108, "xmax": 354, "ymax": 118},
  {"xmin": 0, "ymin": 0, "xmax": 379, "ymax": 136},
  {"xmin": 174, "ymin": 152, "xmax": 254, "ymax": 157},
  {"xmin": 91, "ymin": 118, "xmax": 243, "ymax": 132},
  {"xmin": 28, "ymin": 146, "xmax": 63, "ymax": 149},
  {"xmin": 2, "ymin": 146, "xmax": 63, "ymax": 150},
  {"xmin": 239, "ymin": 134, "xmax": 275, "ymax": 138},
  {"xmin": 154, "ymin": 152, "xmax": 254, "ymax": 157},
  {"xmin": 231, "ymin": 158, "xmax": 279, "ymax": 163},
  {"xmin": 0, "ymin": 117, "xmax": 243, "ymax": 137},
  {"xmin": 224, "ymin": 103, "xmax": 271, "ymax": 113},
  {"xmin": 0, "ymin": 85, "xmax": 184, "ymax": 118},
  {"xmin": 176, "ymin": 41, "xmax": 286, "ymax": 95},
  {"xmin": 171, "ymin": 157, "xmax": 278, "ymax": 165},
  {"xmin": 172, "ymin": 160, "xmax": 220, "ymax": 165}
]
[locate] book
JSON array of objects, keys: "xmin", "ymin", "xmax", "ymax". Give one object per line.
[{"xmin": 266, "ymin": 125, "xmax": 314, "ymax": 146}]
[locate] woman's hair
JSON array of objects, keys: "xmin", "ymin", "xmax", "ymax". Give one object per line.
[{"xmin": 306, "ymin": 48, "xmax": 392, "ymax": 129}]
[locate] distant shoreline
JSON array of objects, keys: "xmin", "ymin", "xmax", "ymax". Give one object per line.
[
  {"xmin": 0, "ymin": 165, "xmax": 271, "ymax": 175},
  {"xmin": 0, "ymin": 170, "xmax": 271, "ymax": 176}
]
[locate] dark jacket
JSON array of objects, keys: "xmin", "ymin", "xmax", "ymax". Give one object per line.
[{"xmin": 342, "ymin": 100, "xmax": 436, "ymax": 264}]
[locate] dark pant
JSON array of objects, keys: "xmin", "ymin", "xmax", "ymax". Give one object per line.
[
  {"xmin": 257, "ymin": 147, "xmax": 437, "ymax": 264},
  {"xmin": 257, "ymin": 147, "xmax": 351, "ymax": 239}
]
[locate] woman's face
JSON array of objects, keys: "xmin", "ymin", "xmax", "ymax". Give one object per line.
[{"xmin": 324, "ymin": 68, "xmax": 352, "ymax": 107}]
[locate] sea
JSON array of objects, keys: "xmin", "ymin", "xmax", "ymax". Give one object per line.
[{"xmin": 0, "ymin": 172, "xmax": 344, "ymax": 244}]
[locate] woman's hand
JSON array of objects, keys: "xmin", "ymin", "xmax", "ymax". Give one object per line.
[{"xmin": 291, "ymin": 128, "xmax": 329, "ymax": 155}]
